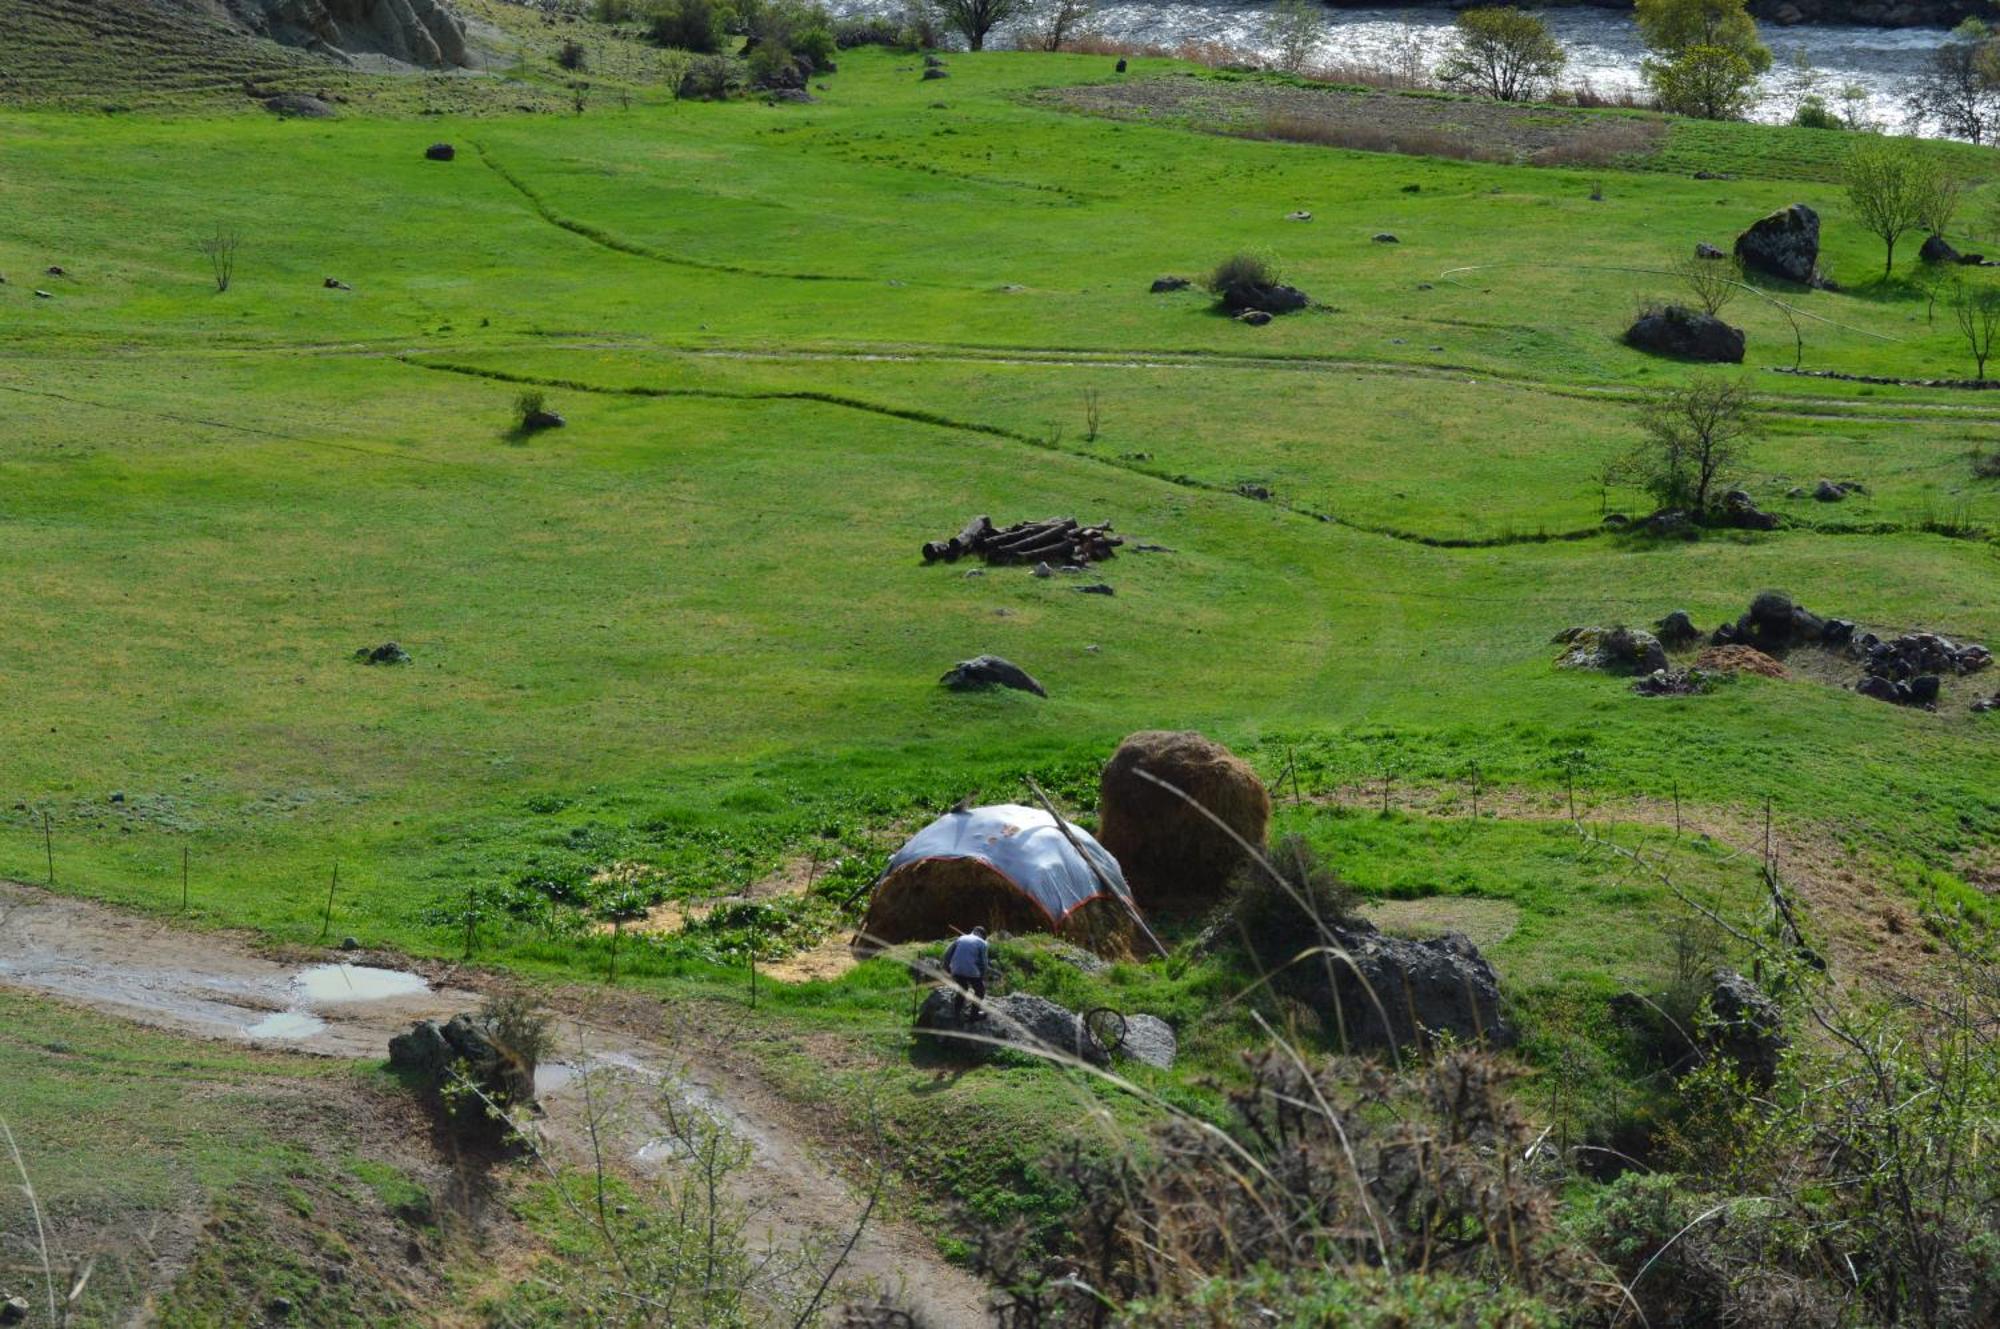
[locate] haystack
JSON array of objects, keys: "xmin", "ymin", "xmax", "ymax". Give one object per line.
[
  {"xmin": 1097, "ymin": 730, "xmax": 1270, "ymax": 913},
  {"xmin": 860, "ymin": 804, "xmax": 1141, "ymax": 957}
]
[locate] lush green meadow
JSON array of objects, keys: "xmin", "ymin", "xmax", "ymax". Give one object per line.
[{"xmin": 4, "ymin": 30, "xmax": 2000, "ymax": 1292}]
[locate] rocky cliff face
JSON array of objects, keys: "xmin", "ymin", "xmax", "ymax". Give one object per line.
[{"xmin": 223, "ymin": 0, "xmax": 470, "ymax": 66}]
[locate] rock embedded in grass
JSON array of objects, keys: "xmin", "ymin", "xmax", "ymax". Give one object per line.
[
  {"xmin": 1624, "ymin": 304, "xmax": 1745, "ymax": 364},
  {"xmin": 1553, "ymin": 625, "xmax": 1668, "ymax": 675},
  {"xmin": 354, "ymin": 641, "xmax": 412, "ymax": 666},
  {"xmin": 1148, "ymin": 276, "xmax": 1190, "ymax": 293},
  {"xmin": 424, "ymin": 142, "xmax": 455, "ymax": 161},
  {"xmin": 939, "ymin": 654, "xmax": 1045, "ymax": 697}
]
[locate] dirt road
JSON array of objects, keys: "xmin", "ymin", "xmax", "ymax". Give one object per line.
[{"xmin": 0, "ymin": 881, "xmax": 993, "ymax": 1328}]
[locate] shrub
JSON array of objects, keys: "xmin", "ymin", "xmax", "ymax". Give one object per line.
[
  {"xmin": 833, "ymin": 14, "xmax": 901, "ymax": 47},
  {"xmin": 648, "ymin": 0, "xmax": 728, "ymax": 53},
  {"xmin": 1218, "ymin": 832, "xmax": 1360, "ymax": 985},
  {"xmin": 557, "ymin": 38, "xmax": 589, "ymax": 70},
  {"xmin": 514, "ymin": 389, "xmax": 547, "ymax": 424},
  {"xmin": 676, "ymin": 52, "xmax": 742, "ymax": 99},
  {"xmin": 1204, "ymin": 251, "xmax": 1280, "ymax": 305},
  {"xmin": 1791, "ymin": 93, "xmax": 1841, "ymax": 128},
  {"xmin": 593, "ymin": 0, "xmax": 644, "ymax": 18},
  {"xmin": 1436, "ymin": 6, "xmax": 1567, "ymax": 102}
]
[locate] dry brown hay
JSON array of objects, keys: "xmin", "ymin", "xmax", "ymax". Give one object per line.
[
  {"xmin": 859, "ymin": 856, "xmax": 1138, "ymax": 956},
  {"xmin": 1694, "ymin": 645, "xmax": 1790, "ymax": 678},
  {"xmin": 1097, "ymin": 730, "xmax": 1270, "ymax": 914},
  {"xmin": 762, "ymin": 937, "xmax": 863, "ymax": 984}
]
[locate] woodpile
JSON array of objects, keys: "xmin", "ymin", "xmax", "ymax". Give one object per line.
[{"xmin": 922, "ymin": 515, "xmax": 1121, "ymax": 567}]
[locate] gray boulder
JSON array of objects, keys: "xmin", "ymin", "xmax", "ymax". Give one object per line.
[
  {"xmin": 1222, "ymin": 283, "xmax": 1309, "ymax": 316},
  {"xmin": 914, "ymin": 989, "xmax": 1109, "ymax": 1066},
  {"xmin": 940, "ymin": 654, "xmax": 1045, "ymax": 697},
  {"xmin": 1695, "ymin": 242, "xmax": 1725, "ymax": 259},
  {"xmin": 1707, "ymin": 969, "xmax": 1784, "ymax": 1088},
  {"xmin": 1323, "ymin": 927, "xmax": 1512, "ymax": 1055},
  {"xmin": 1625, "ymin": 305, "xmax": 1745, "ymax": 363},
  {"xmin": 1149, "ymin": 276, "xmax": 1191, "ymax": 293},
  {"xmin": 1734, "ymin": 203, "xmax": 1821, "ymax": 285},
  {"xmin": 426, "ymin": 142, "xmax": 455, "ymax": 161},
  {"xmin": 1814, "ymin": 478, "xmax": 1846, "ymax": 502},
  {"xmin": 1119, "ymin": 1013, "xmax": 1177, "ymax": 1069},
  {"xmin": 2, "ymin": 1296, "xmax": 27, "ymax": 1326},
  {"xmin": 389, "ymin": 1011, "xmax": 537, "ymax": 1109}
]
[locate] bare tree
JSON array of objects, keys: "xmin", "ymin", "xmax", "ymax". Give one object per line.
[
  {"xmin": 1951, "ymin": 280, "xmax": 2000, "ymax": 380},
  {"xmin": 935, "ymin": 0, "xmax": 1024, "ymax": 50},
  {"xmin": 1031, "ymin": 0, "xmax": 1093, "ymax": 50},
  {"xmin": 1902, "ymin": 18, "xmax": 2000, "ymax": 144},
  {"xmin": 1262, "ymin": 0, "xmax": 1321, "ymax": 76},
  {"xmin": 1618, "ymin": 375, "xmax": 1757, "ymax": 515},
  {"xmin": 199, "ymin": 225, "xmax": 240, "ymax": 293},
  {"xmin": 1082, "ymin": 387, "xmax": 1101, "ymax": 442},
  {"xmin": 1673, "ymin": 251, "xmax": 1740, "ymax": 316}
]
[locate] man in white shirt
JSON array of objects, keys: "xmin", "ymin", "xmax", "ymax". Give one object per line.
[{"xmin": 941, "ymin": 926, "xmax": 990, "ymax": 1022}]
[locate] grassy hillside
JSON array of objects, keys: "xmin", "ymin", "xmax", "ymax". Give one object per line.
[{"xmin": 2, "ymin": 28, "xmax": 1998, "ymax": 1319}]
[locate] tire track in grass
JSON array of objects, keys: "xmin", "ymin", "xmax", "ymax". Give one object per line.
[{"xmin": 470, "ymin": 140, "xmax": 887, "ymax": 286}]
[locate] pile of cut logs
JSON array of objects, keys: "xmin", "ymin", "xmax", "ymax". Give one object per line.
[{"xmin": 922, "ymin": 515, "xmax": 1122, "ymax": 567}]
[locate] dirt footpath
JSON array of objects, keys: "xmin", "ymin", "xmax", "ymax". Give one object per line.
[{"xmin": 0, "ymin": 881, "xmax": 993, "ymax": 1328}]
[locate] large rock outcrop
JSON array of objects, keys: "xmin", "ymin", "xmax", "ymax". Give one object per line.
[
  {"xmin": 1319, "ymin": 925, "xmax": 1513, "ymax": 1055},
  {"xmin": 914, "ymin": 989, "xmax": 1111, "ymax": 1066},
  {"xmin": 1734, "ymin": 203, "xmax": 1822, "ymax": 286},
  {"xmin": 228, "ymin": 0, "xmax": 471, "ymax": 67}
]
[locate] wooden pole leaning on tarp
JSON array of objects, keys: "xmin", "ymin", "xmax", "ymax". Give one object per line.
[{"xmin": 1022, "ymin": 776, "xmax": 1168, "ymax": 959}]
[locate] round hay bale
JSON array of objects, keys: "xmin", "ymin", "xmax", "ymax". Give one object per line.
[
  {"xmin": 1097, "ymin": 730, "xmax": 1269, "ymax": 913},
  {"xmin": 1694, "ymin": 645, "xmax": 1789, "ymax": 678}
]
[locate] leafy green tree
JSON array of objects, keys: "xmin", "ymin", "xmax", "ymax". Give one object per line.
[
  {"xmin": 1262, "ymin": 0, "xmax": 1322, "ymax": 76},
  {"xmin": 647, "ymin": 0, "xmax": 728, "ymax": 52},
  {"xmin": 1435, "ymin": 7, "xmax": 1567, "ymax": 102},
  {"xmin": 1635, "ymin": 0, "xmax": 1770, "ymax": 119},
  {"xmin": 1843, "ymin": 137, "xmax": 1950, "ymax": 277}
]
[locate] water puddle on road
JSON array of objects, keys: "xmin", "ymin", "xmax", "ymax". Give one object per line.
[
  {"xmin": 243, "ymin": 964, "xmax": 430, "ymax": 1041},
  {"xmin": 245, "ymin": 1010, "xmax": 328, "ymax": 1040},
  {"xmin": 291, "ymin": 964, "xmax": 430, "ymax": 1003}
]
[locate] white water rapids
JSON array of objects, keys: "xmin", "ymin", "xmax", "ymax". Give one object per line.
[{"xmin": 835, "ymin": 1, "xmax": 1962, "ymax": 132}]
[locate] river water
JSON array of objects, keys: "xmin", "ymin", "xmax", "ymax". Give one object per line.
[{"xmin": 841, "ymin": 1, "xmax": 1956, "ymax": 131}]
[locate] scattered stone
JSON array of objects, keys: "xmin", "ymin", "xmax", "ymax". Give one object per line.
[
  {"xmin": 1149, "ymin": 276, "xmax": 1191, "ymax": 293},
  {"xmin": 923, "ymin": 54, "xmax": 946, "ymax": 67},
  {"xmin": 1711, "ymin": 591, "xmax": 1826, "ymax": 654},
  {"xmin": 1708, "ymin": 969, "xmax": 1785, "ymax": 1088},
  {"xmin": 940, "ymin": 654, "xmax": 1046, "ymax": 697},
  {"xmin": 1814, "ymin": 478, "xmax": 1847, "ymax": 502},
  {"xmin": 46, "ymin": 266, "xmax": 67, "ymax": 277},
  {"xmin": 914, "ymin": 989, "xmax": 1109, "ymax": 1065},
  {"xmin": 34, "ymin": 289, "xmax": 52, "ymax": 299},
  {"xmin": 1655, "ymin": 609, "xmax": 1700, "ymax": 646},
  {"xmin": 1553, "ymin": 626, "xmax": 1668, "ymax": 675},
  {"xmin": 340, "ymin": 936, "xmax": 361, "ymax": 951},
  {"xmin": 109, "ymin": 790, "xmax": 125, "ymax": 804},
  {"xmin": 1695, "ymin": 242, "xmax": 1725, "ymax": 259},
  {"xmin": 323, "ymin": 277, "xmax": 352, "ymax": 290},
  {"xmin": 1119, "ymin": 1013, "xmax": 1177, "ymax": 1069},
  {"xmin": 264, "ymin": 93, "xmax": 334, "ymax": 118},
  {"xmin": 1415, "ymin": 281, "xmax": 1433, "ymax": 290},
  {"xmin": 1115, "ymin": 57, "xmax": 1128, "ymax": 72},
  {"xmin": 522, "ymin": 409, "xmax": 566, "ymax": 431},
  {"xmin": 1285, "ymin": 210, "xmax": 1313, "ymax": 221},
  {"xmin": 1074, "ymin": 582, "xmax": 1114, "ymax": 596},
  {"xmin": 425, "ymin": 142, "xmax": 455, "ymax": 161},
  {"xmin": 1372, "ymin": 232, "xmax": 1399, "ymax": 243},
  {"xmin": 1693, "ymin": 644, "xmax": 1788, "ymax": 678},
  {"xmin": 268, "ymin": 1296, "xmax": 295, "ymax": 1318},
  {"xmin": 1972, "ymin": 693, "xmax": 1999, "ymax": 713},
  {"xmin": 1031, "ymin": 561, "xmax": 1053, "ymax": 578},
  {"xmin": 354, "ymin": 641, "xmax": 412, "ymax": 665},
  {"xmin": 1734, "ymin": 202, "xmax": 1822, "ymax": 286},
  {"xmin": 1625, "ymin": 304, "xmax": 1745, "ymax": 363},
  {"xmin": 1717, "ymin": 489, "xmax": 1779, "ymax": 530},
  {"xmin": 922, "ymin": 67, "xmax": 949, "ymax": 80},
  {"xmin": 0, "ymin": 1296, "xmax": 26, "ymax": 1326},
  {"xmin": 1235, "ymin": 482, "xmax": 1272, "ymax": 500},
  {"xmin": 766, "ymin": 87, "xmax": 815, "ymax": 103},
  {"xmin": 1632, "ymin": 667, "xmax": 1712, "ymax": 696},
  {"xmin": 1788, "ymin": 486, "xmax": 1807, "ymax": 498},
  {"xmin": 1857, "ymin": 631, "xmax": 1991, "ymax": 680},
  {"xmin": 1236, "ymin": 309, "xmax": 1273, "ymax": 326}
]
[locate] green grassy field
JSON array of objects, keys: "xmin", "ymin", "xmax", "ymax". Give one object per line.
[{"xmin": 4, "ymin": 26, "xmax": 2000, "ymax": 1302}]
